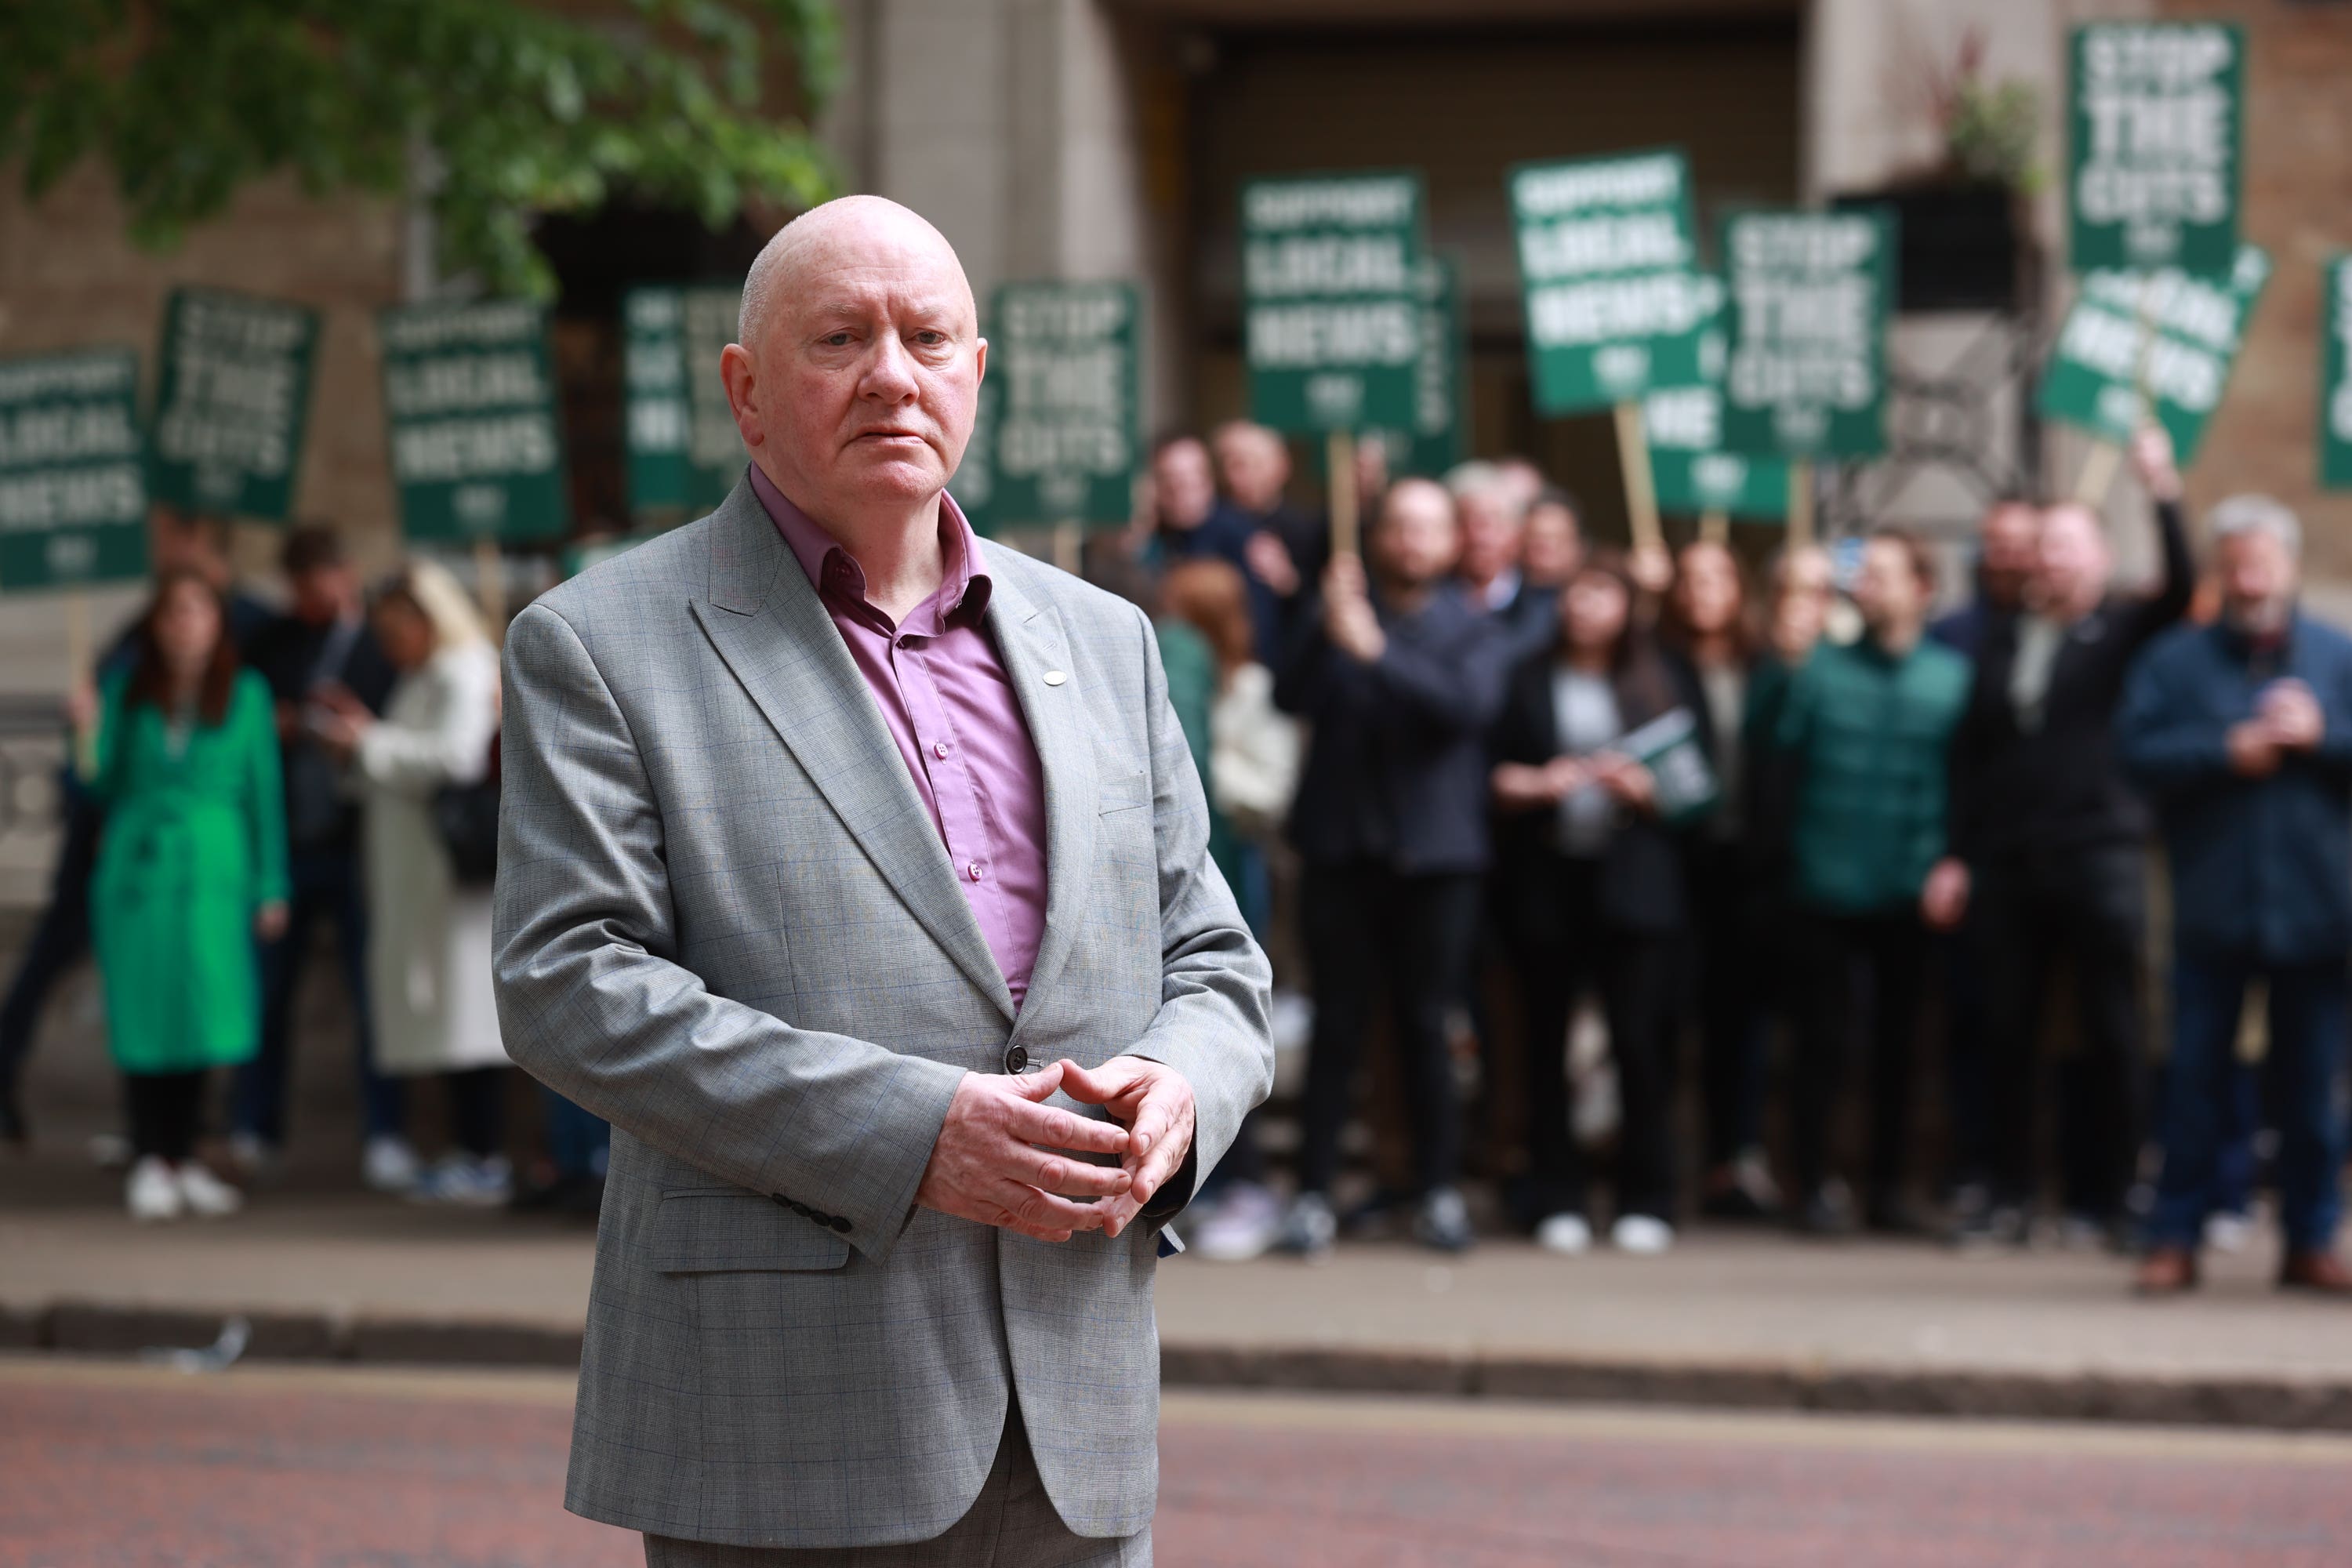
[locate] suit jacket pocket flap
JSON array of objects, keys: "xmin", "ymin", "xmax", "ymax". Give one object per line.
[
  {"xmin": 652, "ymin": 1190, "xmax": 852, "ymax": 1273},
  {"xmin": 1098, "ymin": 767, "xmax": 1152, "ymax": 814}
]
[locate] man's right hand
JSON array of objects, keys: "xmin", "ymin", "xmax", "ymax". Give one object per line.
[
  {"xmin": 2227, "ymin": 719, "xmax": 2281, "ymax": 778},
  {"xmin": 913, "ymin": 1062, "xmax": 1134, "ymax": 1243}
]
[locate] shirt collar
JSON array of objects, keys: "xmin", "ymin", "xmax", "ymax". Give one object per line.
[{"xmin": 746, "ymin": 462, "xmax": 993, "ymax": 634}]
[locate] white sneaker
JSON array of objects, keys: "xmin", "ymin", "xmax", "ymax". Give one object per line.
[
  {"xmin": 226, "ymin": 1131, "xmax": 278, "ymax": 1180},
  {"xmin": 1277, "ymin": 1192, "xmax": 1337, "ymax": 1260},
  {"xmin": 1535, "ymin": 1212, "xmax": 1593, "ymax": 1256},
  {"xmin": 408, "ymin": 1153, "xmax": 513, "ymax": 1207},
  {"xmin": 1611, "ymin": 1214, "xmax": 1675, "ymax": 1255},
  {"xmin": 362, "ymin": 1135, "xmax": 421, "ymax": 1194},
  {"xmin": 2204, "ymin": 1210, "xmax": 2254, "ymax": 1254},
  {"xmin": 126, "ymin": 1156, "xmax": 183, "ymax": 1222},
  {"xmin": 176, "ymin": 1162, "xmax": 244, "ymax": 1218},
  {"xmin": 1192, "ymin": 1182, "xmax": 1283, "ymax": 1262}
]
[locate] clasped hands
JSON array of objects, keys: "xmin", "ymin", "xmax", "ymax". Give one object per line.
[
  {"xmin": 2228, "ymin": 679, "xmax": 2325, "ymax": 779},
  {"xmin": 913, "ymin": 1057, "xmax": 1195, "ymax": 1243}
]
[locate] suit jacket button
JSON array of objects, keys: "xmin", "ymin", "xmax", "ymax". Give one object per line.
[
  {"xmin": 771, "ymin": 1193, "xmax": 791, "ymax": 1208},
  {"xmin": 831, "ymin": 1215, "xmax": 852, "ymax": 1233},
  {"xmin": 1003, "ymin": 1044, "xmax": 1029, "ymax": 1074}
]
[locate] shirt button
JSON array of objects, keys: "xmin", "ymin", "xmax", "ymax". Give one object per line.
[
  {"xmin": 968, "ymin": 862, "xmax": 985, "ymax": 882},
  {"xmin": 1004, "ymin": 1044, "xmax": 1029, "ymax": 1074},
  {"xmin": 935, "ymin": 742, "xmax": 950, "ymax": 759}
]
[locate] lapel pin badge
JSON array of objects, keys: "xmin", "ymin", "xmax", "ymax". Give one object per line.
[{"xmin": 1043, "ymin": 670, "xmax": 1067, "ymax": 686}]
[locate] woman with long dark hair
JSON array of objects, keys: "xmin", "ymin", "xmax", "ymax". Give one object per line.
[
  {"xmin": 1662, "ymin": 538, "xmax": 1782, "ymax": 1221},
  {"xmin": 1490, "ymin": 554, "xmax": 1710, "ymax": 1255},
  {"xmin": 71, "ymin": 568, "xmax": 288, "ymax": 1221}
]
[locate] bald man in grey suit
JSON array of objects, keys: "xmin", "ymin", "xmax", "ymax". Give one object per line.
[{"xmin": 493, "ymin": 197, "xmax": 1273, "ymax": 1565}]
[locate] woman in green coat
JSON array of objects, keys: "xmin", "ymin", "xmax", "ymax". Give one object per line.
[{"xmin": 72, "ymin": 568, "xmax": 289, "ymax": 1222}]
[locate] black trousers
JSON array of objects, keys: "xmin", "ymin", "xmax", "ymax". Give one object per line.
[
  {"xmin": 1975, "ymin": 845, "xmax": 2146, "ymax": 1219},
  {"xmin": 1295, "ymin": 863, "xmax": 1482, "ymax": 1200},
  {"xmin": 237, "ymin": 845, "xmax": 407, "ymax": 1145},
  {"xmin": 125, "ymin": 1069, "xmax": 209, "ymax": 1162},
  {"xmin": 1509, "ymin": 857, "xmax": 1679, "ymax": 1222},
  {"xmin": 1684, "ymin": 840, "xmax": 1770, "ymax": 1168},
  {"xmin": 0, "ymin": 792, "xmax": 100, "ymax": 1094},
  {"xmin": 446, "ymin": 1066, "xmax": 508, "ymax": 1160},
  {"xmin": 1791, "ymin": 910, "xmax": 1928, "ymax": 1203}
]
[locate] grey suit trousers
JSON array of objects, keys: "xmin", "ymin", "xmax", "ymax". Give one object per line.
[{"xmin": 641, "ymin": 1404, "xmax": 1149, "ymax": 1567}]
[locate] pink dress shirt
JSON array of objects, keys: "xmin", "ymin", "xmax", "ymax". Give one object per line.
[{"xmin": 749, "ymin": 464, "xmax": 1051, "ymax": 1007}]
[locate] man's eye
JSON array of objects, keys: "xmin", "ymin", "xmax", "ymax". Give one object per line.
[
  {"xmin": 822, "ymin": 332, "xmax": 853, "ymax": 347},
  {"xmin": 913, "ymin": 331, "xmax": 946, "ymax": 346}
]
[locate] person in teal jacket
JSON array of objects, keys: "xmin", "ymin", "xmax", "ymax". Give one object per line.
[
  {"xmin": 71, "ymin": 568, "xmax": 289, "ymax": 1223},
  {"xmin": 1766, "ymin": 528, "xmax": 1971, "ymax": 1236}
]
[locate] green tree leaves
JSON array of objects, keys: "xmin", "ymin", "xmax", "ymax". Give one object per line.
[{"xmin": 0, "ymin": 1, "xmax": 840, "ymax": 299}]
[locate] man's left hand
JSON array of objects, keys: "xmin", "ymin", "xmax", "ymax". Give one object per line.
[{"xmin": 1056, "ymin": 1056, "xmax": 1196, "ymax": 1240}]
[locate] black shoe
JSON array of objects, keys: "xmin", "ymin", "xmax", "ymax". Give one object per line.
[
  {"xmin": 1865, "ymin": 1196, "xmax": 1935, "ymax": 1238},
  {"xmin": 1793, "ymin": 1188, "xmax": 1857, "ymax": 1236},
  {"xmin": 0, "ymin": 1072, "xmax": 24, "ymax": 1149}
]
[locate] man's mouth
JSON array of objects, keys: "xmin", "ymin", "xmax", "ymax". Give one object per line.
[{"xmin": 853, "ymin": 429, "xmax": 925, "ymax": 444}]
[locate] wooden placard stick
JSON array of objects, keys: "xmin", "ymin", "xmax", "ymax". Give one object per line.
[
  {"xmin": 1053, "ymin": 520, "xmax": 1082, "ymax": 576},
  {"xmin": 2074, "ymin": 439, "xmax": 2124, "ymax": 506},
  {"xmin": 474, "ymin": 537, "xmax": 506, "ymax": 640},
  {"xmin": 64, "ymin": 588, "xmax": 96, "ymax": 779},
  {"xmin": 1699, "ymin": 510, "xmax": 1730, "ymax": 545},
  {"xmin": 1611, "ymin": 401, "xmax": 1662, "ymax": 555},
  {"xmin": 1327, "ymin": 429, "xmax": 1359, "ymax": 560},
  {"xmin": 1788, "ymin": 459, "xmax": 1814, "ymax": 550}
]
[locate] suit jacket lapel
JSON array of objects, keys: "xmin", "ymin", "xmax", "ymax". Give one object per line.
[
  {"xmin": 985, "ymin": 565, "xmax": 1097, "ymax": 1037},
  {"xmin": 691, "ymin": 479, "xmax": 1017, "ymax": 1023}
]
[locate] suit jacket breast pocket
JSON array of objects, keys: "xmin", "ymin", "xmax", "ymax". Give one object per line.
[{"xmin": 1098, "ymin": 766, "xmax": 1152, "ymax": 815}]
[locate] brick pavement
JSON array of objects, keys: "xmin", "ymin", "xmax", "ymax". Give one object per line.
[{"xmin": 9, "ymin": 1360, "xmax": 2352, "ymax": 1568}]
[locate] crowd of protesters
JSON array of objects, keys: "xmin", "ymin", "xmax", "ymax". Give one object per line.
[
  {"xmin": 1099, "ymin": 419, "xmax": 2351, "ymax": 1298},
  {"xmin": 3, "ymin": 423, "xmax": 2348, "ymax": 1298},
  {"xmin": 0, "ymin": 514, "xmax": 607, "ymax": 1222}
]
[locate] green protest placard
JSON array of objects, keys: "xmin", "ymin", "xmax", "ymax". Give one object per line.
[
  {"xmin": 1508, "ymin": 148, "xmax": 1707, "ymax": 414},
  {"xmin": 1645, "ymin": 275, "xmax": 1788, "ymax": 521},
  {"xmin": 0, "ymin": 349, "xmax": 151, "ymax": 593},
  {"xmin": 1242, "ymin": 170, "xmax": 1423, "ymax": 434},
  {"xmin": 379, "ymin": 300, "xmax": 567, "ymax": 543},
  {"xmin": 1362, "ymin": 252, "xmax": 1468, "ymax": 479},
  {"xmin": 2069, "ymin": 23, "xmax": 2242, "ymax": 276},
  {"xmin": 955, "ymin": 354, "xmax": 1002, "ymax": 539},
  {"xmin": 150, "ymin": 288, "xmax": 318, "ymax": 523},
  {"xmin": 989, "ymin": 281, "xmax": 1139, "ymax": 528},
  {"xmin": 622, "ymin": 286, "xmax": 746, "ymax": 521},
  {"xmin": 2322, "ymin": 256, "xmax": 2352, "ymax": 491},
  {"xmin": 1720, "ymin": 209, "xmax": 1895, "ymax": 459},
  {"xmin": 2037, "ymin": 243, "xmax": 2268, "ymax": 465}
]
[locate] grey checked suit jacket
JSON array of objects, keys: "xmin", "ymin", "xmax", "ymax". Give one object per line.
[{"xmin": 492, "ymin": 478, "xmax": 1274, "ymax": 1551}]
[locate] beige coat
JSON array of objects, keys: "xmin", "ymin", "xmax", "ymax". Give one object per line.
[{"xmin": 358, "ymin": 641, "xmax": 506, "ymax": 1075}]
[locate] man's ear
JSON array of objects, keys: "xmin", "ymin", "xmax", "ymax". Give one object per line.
[
  {"xmin": 720, "ymin": 341, "xmax": 763, "ymax": 448},
  {"xmin": 974, "ymin": 336, "xmax": 988, "ymax": 384}
]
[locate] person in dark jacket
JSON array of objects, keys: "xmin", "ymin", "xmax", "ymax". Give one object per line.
[
  {"xmin": 1491, "ymin": 554, "xmax": 1711, "ymax": 1255},
  {"xmin": 1275, "ymin": 477, "xmax": 1509, "ymax": 1258},
  {"xmin": 2118, "ymin": 497, "xmax": 2352, "ymax": 1296},
  {"xmin": 230, "ymin": 524, "xmax": 408, "ymax": 1186},
  {"xmin": 1929, "ymin": 496, "xmax": 2042, "ymax": 661},
  {"xmin": 1944, "ymin": 429, "xmax": 2193, "ymax": 1243},
  {"xmin": 1769, "ymin": 529, "xmax": 1973, "ymax": 1236},
  {"xmin": 1662, "ymin": 538, "xmax": 1781, "ymax": 1221}
]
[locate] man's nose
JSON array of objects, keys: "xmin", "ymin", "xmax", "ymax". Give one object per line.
[{"xmin": 859, "ymin": 334, "xmax": 920, "ymax": 401}]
